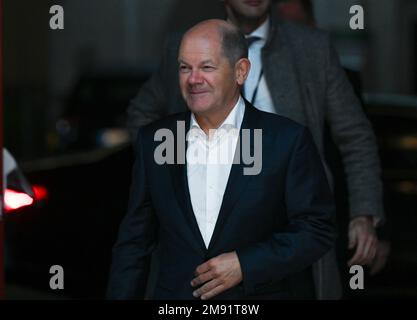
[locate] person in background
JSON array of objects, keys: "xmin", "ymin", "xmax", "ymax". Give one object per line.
[{"xmin": 276, "ymin": 0, "xmax": 391, "ymax": 286}]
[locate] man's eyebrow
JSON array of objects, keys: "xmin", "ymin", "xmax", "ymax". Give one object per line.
[
  {"xmin": 200, "ymin": 59, "xmax": 215, "ymax": 65},
  {"xmin": 178, "ymin": 59, "xmax": 216, "ymax": 66}
]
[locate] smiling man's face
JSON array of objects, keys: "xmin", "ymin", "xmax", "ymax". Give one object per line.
[{"xmin": 178, "ymin": 29, "xmax": 239, "ymax": 117}]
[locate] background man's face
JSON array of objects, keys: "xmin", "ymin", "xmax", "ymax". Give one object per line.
[
  {"xmin": 224, "ymin": 0, "xmax": 272, "ymax": 20},
  {"xmin": 178, "ymin": 33, "xmax": 238, "ymax": 116},
  {"xmin": 277, "ymin": 0, "xmax": 313, "ymax": 25}
]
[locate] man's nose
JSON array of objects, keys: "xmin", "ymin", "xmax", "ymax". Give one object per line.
[{"xmin": 188, "ymin": 70, "xmax": 204, "ymax": 85}]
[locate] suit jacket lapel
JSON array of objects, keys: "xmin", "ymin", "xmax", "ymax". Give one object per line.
[
  {"xmin": 207, "ymin": 101, "xmax": 259, "ymax": 252},
  {"xmin": 169, "ymin": 103, "xmax": 263, "ymax": 254},
  {"xmin": 169, "ymin": 113, "xmax": 207, "ymax": 255}
]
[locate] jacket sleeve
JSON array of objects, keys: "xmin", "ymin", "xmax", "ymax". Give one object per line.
[
  {"xmin": 323, "ymin": 37, "xmax": 384, "ymax": 225},
  {"xmin": 106, "ymin": 129, "xmax": 158, "ymax": 299},
  {"xmin": 236, "ymin": 127, "xmax": 336, "ymax": 296}
]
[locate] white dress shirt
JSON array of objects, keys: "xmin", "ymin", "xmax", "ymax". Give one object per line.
[
  {"xmin": 243, "ymin": 17, "xmax": 275, "ymax": 114},
  {"xmin": 186, "ymin": 96, "xmax": 245, "ymax": 248}
]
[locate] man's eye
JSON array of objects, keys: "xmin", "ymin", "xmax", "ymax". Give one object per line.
[
  {"xmin": 179, "ymin": 65, "xmax": 191, "ymax": 72},
  {"xmin": 203, "ymin": 66, "xmax": 215, "ymax": 71}
]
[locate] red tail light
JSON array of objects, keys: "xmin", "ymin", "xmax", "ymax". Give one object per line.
[
  {"xmin": 4, "ymin": 189, "xmax": 34, "ymax": 212},
  {"xmin": 4, "ymin": 185, "xmax": 48, "ymax": 213},
  {"xmin": 32, "ymin": 185, "xmax": 48, "ymax": 201}
]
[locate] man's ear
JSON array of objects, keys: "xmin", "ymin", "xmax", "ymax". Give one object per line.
[{"xmin": 235, "ymin": 58, "xmax": 251, "ymax": 86}]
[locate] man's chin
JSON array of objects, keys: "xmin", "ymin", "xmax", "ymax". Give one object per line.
[
  {"xmin": 238, "ymin": 5, "xmax": 269, "ymax": 20},
  {"xmin": 187, "ymin": 100, "xmax": 212, "ymax": 114},
  {"xmin": 188, "ymin": 105, "xmax": 210, "ymax": 115}
]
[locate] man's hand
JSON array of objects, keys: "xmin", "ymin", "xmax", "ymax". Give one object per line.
[
  {"xmin": 191, "ymin": 251, "xmax": 242, "ymax": 300},
  {"xmin": 370, "ymin": 240, "xmax": 391, "ymax": 275},
  {"xmin": 348, "ymin": 216, "xmax": 378, "ymax": 266}
]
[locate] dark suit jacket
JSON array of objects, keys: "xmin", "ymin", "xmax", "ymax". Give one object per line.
[
  {"xmin": 126, "ymin": 13, "xmax": 384, "ymax": 299},
  {"xmin": 108, "ymin": 101, "xmax": 335, "ymax": 299}
]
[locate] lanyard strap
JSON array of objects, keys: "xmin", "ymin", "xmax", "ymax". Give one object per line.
[{"xmin": 249, "ymin": 68, "xmax": 264, "ymax": 105}]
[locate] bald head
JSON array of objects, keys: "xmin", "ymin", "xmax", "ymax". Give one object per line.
[
  {"xmin": 181, "ymin": 19, "xmax": 248, "ymax": 66},
  {"xmin": 178, "ymin": 19, "xmax": 251, "ymax": 123}
]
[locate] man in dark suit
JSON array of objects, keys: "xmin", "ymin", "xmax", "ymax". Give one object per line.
[
  {"xmin": 107, "ymin": 19, "xmax": 335, "ymax": 300},
  {"xmin": 126, "ymin": 0, "xmax": 384, "ymax": 299}
]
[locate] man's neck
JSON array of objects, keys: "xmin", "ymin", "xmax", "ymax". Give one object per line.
[
  {"xmin": 194, "ymin": 95, "xmax": 240, "ymax": 136},
  {"xmin": 227, "ymin": 14, "xmax": 269, "ymax": 35}
]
